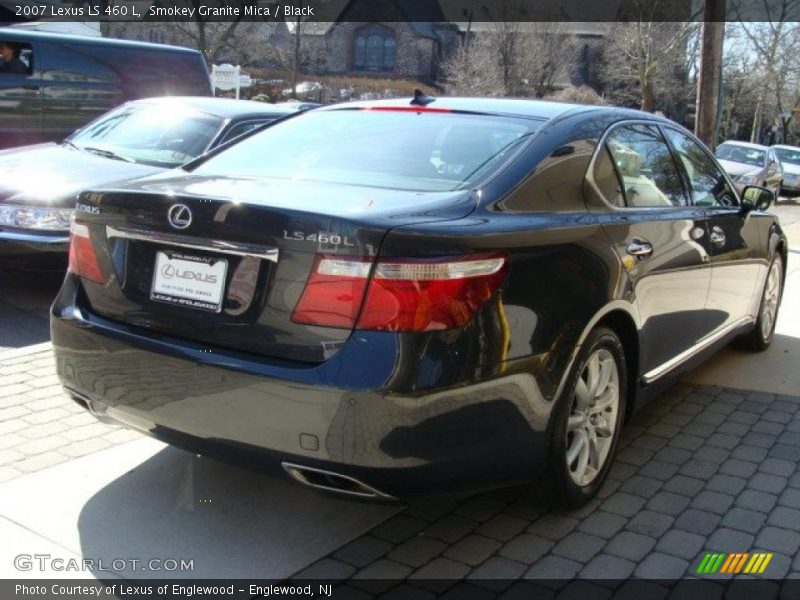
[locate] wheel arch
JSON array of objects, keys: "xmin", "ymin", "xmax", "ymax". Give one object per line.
[
  {"xmin": 553, "ymin": 302, "xmax": 642, "ymax": 421},
  {"xmin": 595, "ymin": 310, "xmax": 640, "ymax": 421}
]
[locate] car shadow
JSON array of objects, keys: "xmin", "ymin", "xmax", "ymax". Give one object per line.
[
  {"xmin": 0, "ymin": 266, "xmax": 66, "ymax": 350},
  {"xmin": 71, "ymin": 443, "xmax": 399, "ymax": 580}
]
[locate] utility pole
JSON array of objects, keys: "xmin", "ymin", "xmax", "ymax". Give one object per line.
[
  {"xmin": 291, "ymin": 16, "xmax": 301, "ymax": 99},
  {"xmin": 694, "ymin": 0, "xmax": 725, "ymax": 147}
]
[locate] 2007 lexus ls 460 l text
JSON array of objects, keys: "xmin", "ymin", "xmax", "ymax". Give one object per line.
[{"xmin": 51, "ymin": 97, "xmax": 786, "ymax": 506}]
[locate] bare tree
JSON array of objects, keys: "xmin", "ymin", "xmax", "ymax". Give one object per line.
[
  {"xmin": 281, "ymin": 17, "xmax": 315, "ymax": 99},
  {"xmin": 113, "ymin": 0, "xmax": 275, "ymax": 65},
  {"xmin": 547, "ymin": 85, "xmax": 606, "ymax": 105},
  {"xmin": 440, "ymin": 35, "xmax": 505, "ymax": 96},
  {"xmin": 517, "ymin": 22, "xmax": 581, "ymax": 98},
  {"xmin": 599, "ymin": 0, "xmax": 699, "ymax": 112},
  {"xmin": 440, "ymin": 20, "xmax": 579, "ymax": 98},
  {"xmin": 735, "ymin": 0, "xmax": 800, "ymax": 142},
  {"xmin": 720, "ymin": 25, "xmax": 761, "ymax": 141}
]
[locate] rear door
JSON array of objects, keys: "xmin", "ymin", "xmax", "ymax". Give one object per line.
[
  {"xmin": 662, "ymin": 127, "xmax": 764, "ymax": 331},
  {"xmin": 590, "ymin": 123, "xmax": 712, "ymax": 378}
]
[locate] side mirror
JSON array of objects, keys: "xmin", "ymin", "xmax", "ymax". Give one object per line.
[{"xmin": 741, "ymin": 185, "xmax": 774, "ymax": 212}]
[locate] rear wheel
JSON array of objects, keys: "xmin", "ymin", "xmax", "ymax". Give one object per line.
[
  {"xmin": 546, "ymin": 327, "xmax": 627, "ymax": 507},
  {"xmin": 739, "ymin": 254, "xmax": 783, "ymax": 351}
]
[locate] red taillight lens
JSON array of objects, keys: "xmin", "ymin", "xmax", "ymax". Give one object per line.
[
  {"xmin": 291, "ymin": 253, "xmax": 508, "ymax": 332},
  {"xmin": 291, "ymin": 255, "xmax": 371, "ymax": 328},
  {"xmin": 67, "ymin": 222, "xmax": 104, "ymax": 284}
]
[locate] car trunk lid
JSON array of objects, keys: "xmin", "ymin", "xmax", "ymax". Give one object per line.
[{"xmin": 71, "ymin": 175, "xmax": 476, "ymax": 363}]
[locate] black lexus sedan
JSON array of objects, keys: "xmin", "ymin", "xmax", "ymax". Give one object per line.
[
  {"xmin": 51, "ymin": 97, "xmax": 786, "ymax": 506},
  {"xmin": 0, "ymin": 97, "xmax": 295, "ymax": 266}
]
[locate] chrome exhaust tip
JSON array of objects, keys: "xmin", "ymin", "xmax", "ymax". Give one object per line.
[
  {"xmin": 282, "ymin": 462, "xmax": 394, "ymax": 500},
  {"xmin": 66, "ymin": 388, "xmax": 115, "ymax": 424}
]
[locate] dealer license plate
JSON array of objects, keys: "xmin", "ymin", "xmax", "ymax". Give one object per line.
[{"xmin": 150, "ymin": 251, "xmax": 227, "ymax": 312}]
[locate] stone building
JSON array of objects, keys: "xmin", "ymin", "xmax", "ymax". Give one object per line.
[
  {"xmin": 104, "ymin": 0, "xmax": 609, "ymax": 90},
  {"xmin": 294, "ymin": 0, "xmax": 461, "ymax": 83}
]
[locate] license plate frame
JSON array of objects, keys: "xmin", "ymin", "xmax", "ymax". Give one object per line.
[{"xmin": 150, "ymin": 250, "xmax": 228, "ymax": 313}]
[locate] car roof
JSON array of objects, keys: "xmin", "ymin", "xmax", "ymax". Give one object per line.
[
  {"xmin": 0, "ymin": 27, "xmax": 202, "ymax": 55},
  {"xmin": 128, "ymin": 96, "xmax": 298, "ymax": 119},
  {"xmin": 772, "ymin": 144, "xmax": 800, "ymax": 150},
  {"xmin": 319, "ymin": 96, "xmax": 637, "ymax": 121},
  {"xmin": 719, "ymin": 140, "xmax": 768, "ymax": 150}
]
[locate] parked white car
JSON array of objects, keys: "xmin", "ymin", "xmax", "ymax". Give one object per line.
[
  {"xmin": 715, "ymin": 141, "xmax": 784, "ymax": 201},
  {"xmin": 772, "ymin": 144, "xmax": 800, "ymax": 196}
]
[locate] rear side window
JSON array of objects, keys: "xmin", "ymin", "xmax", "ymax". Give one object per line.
[
  {"xmin": 192, "ymin": 109, "xmax": 543, "ymax": 192},
  {"xmin": 663, "ymin": 128, "xmax": 737, "ymax": 207},
  {"xmin": 604, "ymin": 124, "xmax": 688, "ymax": 208}
]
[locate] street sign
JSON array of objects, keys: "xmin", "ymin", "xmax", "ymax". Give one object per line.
[{"xmin": 211, "ymin": 64, "xmax": 252, "ymax": 99}]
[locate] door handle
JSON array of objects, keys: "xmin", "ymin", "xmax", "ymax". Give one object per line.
[
  {"xmin": 709, "ymin": 226, "xmax": 726, "ymax": 247},
  {"xmin": 626, "ymin": 240, "xmax": 653, "ymax": 257}
]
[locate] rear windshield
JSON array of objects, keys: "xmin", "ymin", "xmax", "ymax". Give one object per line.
[
  {"xmin": 191, "ymin": 109, "xmax": 543, "ymax": 192},
  {"xmin": 715, "ymin": 143, "xmax": 766, "ymax": 167}
]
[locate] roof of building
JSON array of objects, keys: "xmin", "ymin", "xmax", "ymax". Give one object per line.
[{"xmin": 287, "ymin": 0, "xmax": 608, "ymax": 39}]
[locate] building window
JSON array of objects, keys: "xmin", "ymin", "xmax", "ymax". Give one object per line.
[{"xmin": 353, "ymin": 24, "xmax": 395, "ymax": 72}]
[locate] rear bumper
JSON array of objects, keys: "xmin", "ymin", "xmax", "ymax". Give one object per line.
[
  {"xmin": 0, "ymin": 229, "xmax": 69, "ymax": 257},
  {"xmin": 51, "ymin": 276, "xmax": 554, "ymax": 498}
]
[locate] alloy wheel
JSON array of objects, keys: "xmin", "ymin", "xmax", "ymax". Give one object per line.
[
  {"xmin": 565, "ymin": 348, "xmax": 620, "ymax": 487},
  {"xmin": 760, "ymin": 258, "xmax": 782, "ymax": 341}
]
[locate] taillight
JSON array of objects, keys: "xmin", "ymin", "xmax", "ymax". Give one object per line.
[
  {"xmin": 67, "ymin": 222, "xmax": 103, "ymax": 284},
  {"xmin": 290, "ymin": 256, "xmax": 371, "ymax": 328},
  {"xmin": 292, "ymin": 253, "xmax": 508, "ymax": 332}
]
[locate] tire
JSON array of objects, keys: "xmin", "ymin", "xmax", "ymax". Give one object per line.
[
  {"xmin": 545, "ymin": 327, "xmax": 627, "ymax": 507},
  {"xmin": 739, "ymin": 253, "xmax": 783, "ymax": 352}
]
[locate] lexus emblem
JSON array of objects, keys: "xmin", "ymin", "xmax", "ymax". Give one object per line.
[{"xmin": 167, "ymin": 204, "xmax": 192, "ymax": 230}]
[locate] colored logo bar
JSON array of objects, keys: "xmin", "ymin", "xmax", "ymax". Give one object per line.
[{"xmin": 696, "ymin": 552, "xmax": 773, "ymax": 574}]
